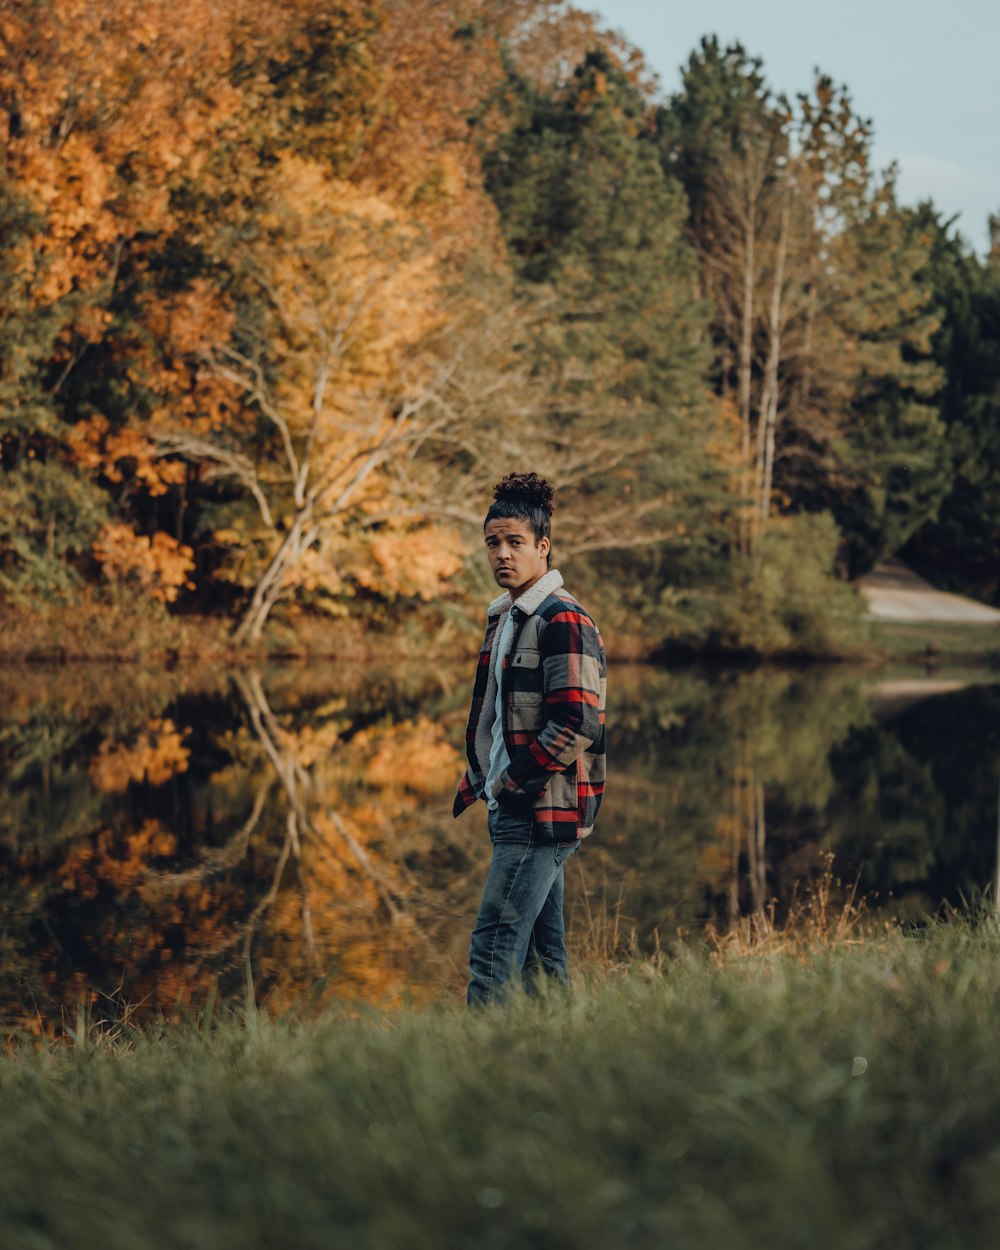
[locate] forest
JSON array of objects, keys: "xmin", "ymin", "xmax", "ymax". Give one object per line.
[{"xmin": 1, "ymin": 0, "xmax": 998, "ymax": 658}]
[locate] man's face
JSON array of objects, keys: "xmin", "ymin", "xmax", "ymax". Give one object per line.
[{"xmin": 484, "ymin": 517, "xmax": 550, "ymax": 600}]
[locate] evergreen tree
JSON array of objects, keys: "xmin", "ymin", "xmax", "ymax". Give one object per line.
[
  {"xmin": 484, "ymin": 48, "xmax": 720, "ymax": 609},
  {"xmin": 903, "ymin": 208, "xmax": 1000, "ymax": 604},
  {"xmin": 659, "ymin": 40, "xmax": 946, "ymax": 575}
]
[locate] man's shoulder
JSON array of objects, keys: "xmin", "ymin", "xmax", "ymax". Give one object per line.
[{"xmin": 535, "ymin": 589, "xmax": 602, "ymax": 633}]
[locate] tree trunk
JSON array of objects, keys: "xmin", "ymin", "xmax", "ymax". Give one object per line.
[
  {"xmin": 737, "ymin": 214, "xmax": 756, "ymax": 555},
  {"xmin": 751, "ymin": 182, "xmax": 791, "ymax": 560},
  {"xmin": 232, "ymin": 510, "xmax": 317, "ymax": 644}
]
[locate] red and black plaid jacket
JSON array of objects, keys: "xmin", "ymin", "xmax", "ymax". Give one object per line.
[{"xmin": 453, "ymin": 569, "xmax": 607, "ymax": 842}]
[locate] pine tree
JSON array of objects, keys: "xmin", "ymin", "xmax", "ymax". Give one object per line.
[
  {"xmin": 660, "ymin": 39, "xmax": 946, "ymax": 574},
  {"xmin": 484, "ymin": 47, "xmax": 719, "ymax": 594},
  {"xmin": 903, "ymin": 208, "xmax": 1000, "ymax": 604}
]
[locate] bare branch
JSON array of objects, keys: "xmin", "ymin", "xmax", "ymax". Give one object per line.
[{"xmin": 153, "ymin": 432, "xmax": 276, "ymax": 531}]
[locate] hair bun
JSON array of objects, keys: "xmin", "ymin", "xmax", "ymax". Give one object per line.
[{"xmin": 493, "ymin": 472, "xmax": 555, "ymax": 516}]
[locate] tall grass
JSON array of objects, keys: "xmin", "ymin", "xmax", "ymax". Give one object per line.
[{"xmin": 3, "ymin": 913, "xmax": 1000, "ymax": 1249}]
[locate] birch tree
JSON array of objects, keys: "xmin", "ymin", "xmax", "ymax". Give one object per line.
[
  {"xmin": 152, "ymin": 158, "xmax": 500, "ymax": 641},
  {"xmin": 661, "ymin": 40, "xmax": 943, "ymax": 568}
]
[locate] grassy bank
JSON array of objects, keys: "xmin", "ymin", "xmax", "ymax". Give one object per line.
[
  {"xmin": 5, "ymin": 597, "xmax": 995, "ymax": 668},
  {"xmin": 4, "ymin": 919, "xmax": 1000, "ymax": 1249},
  {"xmin": 863, "ymin": 619, "xmax": 1000, "ymax": 668},
  {"xmin": 0, "ymin": 597, "xmax": 400, "ymax": 665}
]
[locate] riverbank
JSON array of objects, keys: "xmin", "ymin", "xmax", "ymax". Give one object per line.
[
  {"xmin": 0, "ymin": 596, "xmax": 381, "ymax": 665},
  {"xmin": 3, "ymin": 916, "xmax": 999, "ymax": 1249},
  {"xmin": 2, "ymin": 567, "xmax": 996, "ymax": 668}
]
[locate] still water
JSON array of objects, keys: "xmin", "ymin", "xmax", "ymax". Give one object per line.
[{"xmin": 1, "ymin": 661, "xmax": 997, "ymax": 1033}]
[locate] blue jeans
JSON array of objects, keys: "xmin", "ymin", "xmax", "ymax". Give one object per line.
[{"xmin": 467, "ymin": 805, "xmax": 580, "ymax": 1006}]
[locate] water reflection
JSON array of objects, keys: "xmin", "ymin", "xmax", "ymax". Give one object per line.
[
  {"xmin": 1, "ymin": 662, "xmax": 996, "ymax": 1033},
  {"xmin": 597, "ymin": 667, "xmax": 998, "ymax": 946}
]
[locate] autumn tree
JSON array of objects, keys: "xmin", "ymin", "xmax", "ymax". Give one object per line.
[
  {"xmin": 0, "ymin": 0, "xmax": 391, "ymax": 610},
  {"xmin": 155, "ymin": 160, "xmax": 498, "ymax": 641}
]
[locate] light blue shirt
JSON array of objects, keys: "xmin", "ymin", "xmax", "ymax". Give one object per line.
[{"xmin": 484, "ymin": 611, "xmax": 514, "ymax": 810}]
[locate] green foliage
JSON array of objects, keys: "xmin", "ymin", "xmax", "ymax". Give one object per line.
[
  {"xmin": 818, "ymin": 208, "xmax": 949, "ymax": 575},
  {"xmin": 664, "ymin": 513, "xmax": 864, "ymax": 657},
  {"xmin": 0, "ymin": 458, "xmax": 107, "ymax": 599},
  {"xmin": 903, "ymin": 208, "xmax": 1000, "ymax": 603},
  {"xmin": 484, "ymin": 48, "xmax": 722, "ymax": 578},
  {"xmin": 0, "ymin": 170, "xmax": 61, "ymax": 443},
  {"xmin": 658, "ymin": 40, "xmax": 947, "ymax": 577},
  {"xmin": 656, "ymin": 37, "xmax": 777, "ymax": 247},
  {"xmin": 3, "ymin": 923, "xmax": 1000, "ymax": 1249}
]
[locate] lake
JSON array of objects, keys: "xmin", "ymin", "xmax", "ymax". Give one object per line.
[{"xmin": 1, "ymin": 660, "xmax": 997, "ymax": 1034}]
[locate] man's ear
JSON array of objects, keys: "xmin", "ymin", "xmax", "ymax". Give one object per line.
[{"xmin": 538, "ymin": 536, "xmax": 551, "ymax": 558}]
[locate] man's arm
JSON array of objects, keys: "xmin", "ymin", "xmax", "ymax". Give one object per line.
[{"xmin": 494, "ymin": 604, "xmax": 604, "ymax": 800}]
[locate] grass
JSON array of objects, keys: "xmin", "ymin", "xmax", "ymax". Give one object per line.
[
  {"xmin": 863, "ymin": 619, "xmax": 1000, "ymax": 667},
  {"xmin": 3, "ymin": 911, "xmax": 1000, "ymax": 1250}
]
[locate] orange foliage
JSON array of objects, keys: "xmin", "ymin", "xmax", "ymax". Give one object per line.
[
  {"xmin": 258, "ymin": 156, "xmax": 445, "ymax": 400},
  {"xmin": 58, "ymin": 819, "xmax": 179, "ymax": 897},
  {"xmin": 5, "ymin": 676, "xmax": 476, "ymax": 1030},
  {"xmin": 89, "ymin": 717, "xmax": 191, "ymax": 791},
  {"xmin": 350, "ymin": 525, "xmax": 466, "ymax": 602},
  {"xmin": 0, "ymin": 0, "xmax": 525, "ymax": 620},
  {"xmin": 69, "ymin": 415, "xmax": 186, "ymax": 497},
  {"xmin": 93, "ymin": 523, "xmax": 196, "ymax": 602},
  {"xmin": 360, "ymin": 716, "xmax": 463, "ymax": 797},
  {"xmin": 0, "ymin": 0, "xmax": 242, "ymax": 307}
]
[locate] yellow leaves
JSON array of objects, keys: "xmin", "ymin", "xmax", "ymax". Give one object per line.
[
  {"xmin": 274, "ymin": 722, "xmax": 344, "ymax": 769},
  {"xmin": 358, "ymin": 717, "xmax": 462, "ymax": 799},
  {"xmin": 89, "ymin": 719, "xmax": 191, "ymax": 792},
  {"xmin": 352, "ymin": 524, "xmax": 466, "ymax": 602},
  {"xmin": 273, "ymin": 156, "xmax": 395, "ymax": 231},
  {"xmin": 254, "ymin": 158, "xmax": 445, "ymax": 412},
  {"xmin": 93, "ymin": 523, "xmax": 195, "ymax": 602},
  {"xmin": 211, "ymin": 528, "xmax": 243, "ymax": 547},
  {"xmin": 145, "ymin": 280, "xmax": 237, "ymax": 359}
]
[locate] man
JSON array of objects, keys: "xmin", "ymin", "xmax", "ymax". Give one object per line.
[{"xmin": 454, "ymin": 472, "xmax": 607, "ymax": 1005}]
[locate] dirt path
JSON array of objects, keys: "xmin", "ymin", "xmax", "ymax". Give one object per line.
[{"xmin": 857, "ymin": 558, "xmax": 1000, "ymax": 625}]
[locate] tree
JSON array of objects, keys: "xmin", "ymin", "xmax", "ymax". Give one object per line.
[
  {"xmin": 659, "ymin": 40, "xmax": 945, "ymax": 573},
  {"xmin": 903, "ymin": 208, "xmax": 1000, "ymax": 603},
  {"xmin": 484, "ymin": 47, "xmax": 719, "ymax": 604},
  {"xmin": 153, "ymin": 152, "xmax": 539, "ymax": 640},
  {"xmin": 0, "ymin": 0, "xmax": 391, "ymax": 612}
]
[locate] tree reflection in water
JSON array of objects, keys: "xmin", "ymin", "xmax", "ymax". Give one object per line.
[
  {"xmin": 0, "ymin": 663, "xmax": 479, "ymax": 1035},
  {"xmin": 0, "ymin": 662, "xmax": 996, "ymax": 1034},
  {"xmin": 586, "ymin": 666, "xmax": 999, "ymax": 954}
]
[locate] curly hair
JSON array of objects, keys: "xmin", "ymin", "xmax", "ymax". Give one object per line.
[{"xmin": 484, "ymin": 472, "xmax": 555, "ymax": 566}]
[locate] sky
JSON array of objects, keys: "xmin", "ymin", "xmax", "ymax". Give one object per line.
[{"xmin": 592, "ymin": 0, "xmax": 1000, "ymax": 254}]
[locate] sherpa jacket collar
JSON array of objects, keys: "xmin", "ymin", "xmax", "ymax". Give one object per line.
[{"xmin": 487, "ymin": 569, "xmax": 564, "ymax": 620}]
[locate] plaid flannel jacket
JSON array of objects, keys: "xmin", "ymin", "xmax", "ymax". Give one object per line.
[{"xmin": 453, "ymin": 569, "xmax": 607, "ymax": 843}]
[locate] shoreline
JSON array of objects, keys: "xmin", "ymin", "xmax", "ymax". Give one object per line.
[{"xmin": 2, "ymin": 577, "xmax": 997, "ymax": 670}]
